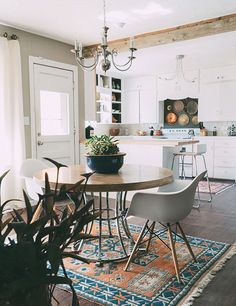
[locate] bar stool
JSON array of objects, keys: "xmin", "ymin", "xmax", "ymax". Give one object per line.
[{"xmin": 171, "ymin": 144, "xmax": 212, "ymax": 203}]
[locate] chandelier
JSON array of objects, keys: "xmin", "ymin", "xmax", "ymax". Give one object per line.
[
  {"xmin": 71, "ymin": 0, "xmax": 137, "ymax": 72},
  {"xmin": 159, "ymin": 55, "xmax": 196, "ymax": 83}
]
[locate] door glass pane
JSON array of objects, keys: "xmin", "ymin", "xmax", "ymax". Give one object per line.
[{"xmin": 40, "ymin": 90, "xmax": 69, "ymax": 135}]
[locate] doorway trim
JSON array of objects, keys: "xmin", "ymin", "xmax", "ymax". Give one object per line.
[{"xmin": 29, "ymin": 56, "xmax": 79, "ymax": 163}]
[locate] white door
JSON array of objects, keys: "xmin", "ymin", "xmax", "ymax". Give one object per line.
[{"xmin": 31, "ymin": 61, "xmax": 78, "ymax": 165}]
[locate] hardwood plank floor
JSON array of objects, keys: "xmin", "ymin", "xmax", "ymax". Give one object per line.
[{"xmin": 53, "ymin": 184, "xmax": 236, "ymax": 305}]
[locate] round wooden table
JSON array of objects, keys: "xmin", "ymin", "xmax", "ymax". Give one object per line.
[{"xmin": 34, "ymin": 164, "xmax": 173, "ymax": 265}]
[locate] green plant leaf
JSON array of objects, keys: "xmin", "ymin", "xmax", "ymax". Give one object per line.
[
  {"xmin": 12, "ymin": 209, "xmax": 25, "ymax": 222},
  {"xmin": 43, "ymin": 157, "xmax": 68, "ymax": 170},
  {"xmin": 23, "ymin": 190, "xmax": 33, "ymax": 224}
]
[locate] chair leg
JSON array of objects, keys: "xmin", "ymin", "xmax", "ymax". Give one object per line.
[
  {"xmin": 171, "ymin": 154, "xmax": 176, "ymax": 170},
  {"xmin": 177, "ymin": 222, "xmax": 197, "ymax": 262},
  {"xmin": 146, "ymin": 221, "xmax": 155, "ymax": 252},
  {"xmin": 167, "ymin": 223, "xmax": 181, "ymax": 282},
  {"xmin": 124, "ymin": 220, "xmax": 149, "ymax": 271},
  {"xmin": 202, "ymin": 155, "xmax": 213, "ymax": 203}
]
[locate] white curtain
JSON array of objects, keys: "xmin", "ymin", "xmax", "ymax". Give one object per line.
[{"xmin": 0, "ymin": 37, "xmax": 26, "ymax": 206}]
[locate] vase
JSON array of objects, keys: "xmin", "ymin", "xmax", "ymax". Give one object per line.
[{"xmin": 86, "ymin": 153, "xmax": 126, "ymax": 173}]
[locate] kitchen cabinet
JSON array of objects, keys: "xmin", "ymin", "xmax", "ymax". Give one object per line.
[
  {"xmin": 123, "ymin": 76, "xmax": 158, "ymax": 124},
  {"xmin": 198, "ymin": 65, "xmax": 236, "ymax": 121},
  {"xmin": 192, "ymin": 138, "xmax": 214, "ymax": 178},
  {"xmin": 214, "ymin": 138, "xmax": 236, "ymax": 180},
  {"xmin": 122, "ymin": 91, "xmax": 139, "ymax": 124},
  {"xmin": 157, "ymin": 70, "xmax": 199, "ymax": 101}
]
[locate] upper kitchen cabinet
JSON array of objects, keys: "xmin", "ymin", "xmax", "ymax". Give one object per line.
[
  {"xmin": 157, "ymin": 70, "xmax": 199, "ymax": 101},
  {"xmin": 198, "ymin": 65, "xmax": 236, "ymax": 121},
  {"xmin": 123, "ymin": 75, "xmax": 158, "ymax": 124}
]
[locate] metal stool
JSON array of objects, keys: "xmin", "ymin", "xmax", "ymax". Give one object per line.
[{"xmin": 171, "ymin": 144, "xmax": 212, "ymax": 204}]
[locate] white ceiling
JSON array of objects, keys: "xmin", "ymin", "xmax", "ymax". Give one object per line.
[
  {"xmin": 1, "ymin": 0, "xmax": 236, "ymax": 76},
  {"xmin": 114, "ymin": 31, "xmax": 236, "ymax": 76},
  {"xmin": 1, "ymin": 0, "xmax": 236, "ymax": 45}
]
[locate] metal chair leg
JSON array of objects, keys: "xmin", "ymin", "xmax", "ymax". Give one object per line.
[
  {"xmin": 167, "ymin": 223, "xmax": 181, "ymax": 282},
  {"xmin": 124, "ymin": 220, "xmax": 149, "ymax": 271},
  {"xmin": 202, "ymin": 155, "xmax": 213, "ymax": 203}
]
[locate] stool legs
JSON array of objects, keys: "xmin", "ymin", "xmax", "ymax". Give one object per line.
[{"xmin": 202, "ymin": 155, "xmax": 213, "ymax": 203}]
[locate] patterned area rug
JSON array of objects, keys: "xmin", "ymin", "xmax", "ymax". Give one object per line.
[
  {"xmin": 198, "ymin": 181, "xmax": 234, "ymax": 194},
  {"xmin": 62, "ymin": 223, "xmax": 234, "ymax": 306}
]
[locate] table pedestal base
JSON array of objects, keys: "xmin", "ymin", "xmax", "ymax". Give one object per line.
[{"xmin": 75, "ymin": 191, "xmax": 134, "ymax": 265}]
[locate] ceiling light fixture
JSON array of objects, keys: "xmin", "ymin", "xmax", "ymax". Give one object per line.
[
  {"xmin": 159, "ymin": 55, "xmax": 196, "ymax": 83},
  {"xmin": 71, "ymin": 0, "xmax": 137, "ymax": 73}
]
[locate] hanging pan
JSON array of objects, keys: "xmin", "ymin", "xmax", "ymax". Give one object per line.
[
  {"xmin": 166, "ymin": 112, "xmax": 177, "ymax": 124},
  {"xmin": 178, "ymin": 113, "xmax": 189, "ymax": 126},
  {"xmin": 192, "ymin": 115, "xmax": 199, "ymax": 125},
  {"xmin": 187, "ymin": 100, "xmax": 198, "ymax": 115},
  {"xmin": 173, "ymin": 100, "xmax": 184, "ymax": 113}
]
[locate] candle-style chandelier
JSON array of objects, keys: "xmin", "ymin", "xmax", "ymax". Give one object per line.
[
  {"xmin": 159, "ymin": 55, "xmax": 196, "ymax": 83},
  {"xmin": 71, "ymin": 0, "xmax": 137, "ymax": 72}
]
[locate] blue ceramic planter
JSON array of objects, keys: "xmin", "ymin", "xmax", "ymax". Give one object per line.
[{"xmin": 86, "ymin": 153, "xmax": 126, "ymax": 173}]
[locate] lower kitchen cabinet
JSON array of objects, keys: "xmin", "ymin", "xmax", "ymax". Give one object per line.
[
  {"xmin": 192, "ymin": 138, "xmax": 214, "ymax": 178},
  {"xmin": 195, "ymin": 137, "xmax": 236, "ymax": 180},
  {"xmin": 214, "ymin": 138, "xmax": 236, "ymax": 180}
]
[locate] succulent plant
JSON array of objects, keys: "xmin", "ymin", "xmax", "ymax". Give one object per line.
[{"xmin": 85, "ymin": 135, "xmax": 120, "ymax": 155}]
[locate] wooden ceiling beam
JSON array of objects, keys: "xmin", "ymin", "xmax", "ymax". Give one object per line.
[{"xmin": 83, "ymin": 13, "xmax": 236, "ymax": 57}]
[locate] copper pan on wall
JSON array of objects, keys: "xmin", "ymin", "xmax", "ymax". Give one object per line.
[{"xmin": 166, "ymin": 112, "xmax": 177, "ymax": 124}]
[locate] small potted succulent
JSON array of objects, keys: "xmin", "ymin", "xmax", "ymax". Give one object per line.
[{"xmin": 85, "ymin": 135, "xmax": 126, "ymax": 173}]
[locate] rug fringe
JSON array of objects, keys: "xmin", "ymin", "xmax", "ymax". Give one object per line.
[{"xmin": 180, "ymin": 243, "xmax": 236, "ymax": 306}]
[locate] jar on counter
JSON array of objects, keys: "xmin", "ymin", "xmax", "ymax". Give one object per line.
[
  {"xmin": 200, "ymin": 128, "xmax": 208, "ymax": 136},
  {"xmin": 213, "ymin": 126, "xmax": 217, "ymax": 136},
  {"xmin": 154, "ymin": 129, "xmax": 162, "ymax": 136}
]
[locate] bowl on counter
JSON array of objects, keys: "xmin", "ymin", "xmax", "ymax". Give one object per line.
[{"xmin": 109, "ymin": 128, "xmax": 120, "ymax": 136}]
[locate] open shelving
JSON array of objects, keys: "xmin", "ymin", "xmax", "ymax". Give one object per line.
[{"xmin": 96, "ymin": 73, "xmax": 122, "ymax": 123}]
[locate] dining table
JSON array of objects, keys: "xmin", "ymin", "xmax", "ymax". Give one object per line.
[{"xmin": 34, "ymin": 164, "xmax": 173, "ymax": 266}]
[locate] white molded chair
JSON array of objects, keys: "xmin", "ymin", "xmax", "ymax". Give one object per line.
[
  {"xmin": 19, "ymin": 159, "xmax": 48, "ymax": 202},
  {"xmin": 124, "ymin": 171, "xmax": 207, "ymax": 282},
  {"xmin": 20, "ymin": 159, "xmax": 73, "ymax": 221}
]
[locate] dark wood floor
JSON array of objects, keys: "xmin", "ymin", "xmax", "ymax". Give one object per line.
[{"xmin": 53, "ymin": 184, "xmax": 236, "ymax": 306}]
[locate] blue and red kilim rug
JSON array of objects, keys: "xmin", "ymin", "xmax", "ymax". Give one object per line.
[{"xmin": 62, "ymin": 223, "xmax": 234, "ymax": 305}]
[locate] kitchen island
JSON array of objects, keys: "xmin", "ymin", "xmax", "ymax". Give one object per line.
[{"xmin": 116, "ymin": 136, "xmax": 198, "ymax": 178}]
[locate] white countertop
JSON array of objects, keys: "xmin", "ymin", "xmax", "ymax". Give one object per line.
[{"xmin": 116, "ymin": 136, "xmax": 198, "ymax": 146}]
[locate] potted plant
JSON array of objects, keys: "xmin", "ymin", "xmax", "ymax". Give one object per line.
[
  {"xmin": 85, "ymin": 135, "xmax": 126, "ymax": 173},
  {"xmin": 0, "ymin": 158, "xmax": 99, "ymax": 306}
]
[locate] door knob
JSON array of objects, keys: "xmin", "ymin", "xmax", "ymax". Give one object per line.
[{"xmin": 37, "ymin": 140, "xmax": 44, "ymax": 146}]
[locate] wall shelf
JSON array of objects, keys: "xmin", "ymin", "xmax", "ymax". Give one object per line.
[{"xmin": 96, "ymin": 73, "xmax": 122, "ymax": 123}]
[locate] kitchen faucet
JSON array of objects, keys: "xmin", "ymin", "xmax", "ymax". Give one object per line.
[{"xmin": 188, "ymin": 129, "xmax": 195, "ymax": 137}]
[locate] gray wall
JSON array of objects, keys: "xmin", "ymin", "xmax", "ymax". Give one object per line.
[{"xmin": 0, "ymin": 24, "xmax": 85, "ymax": 158}]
